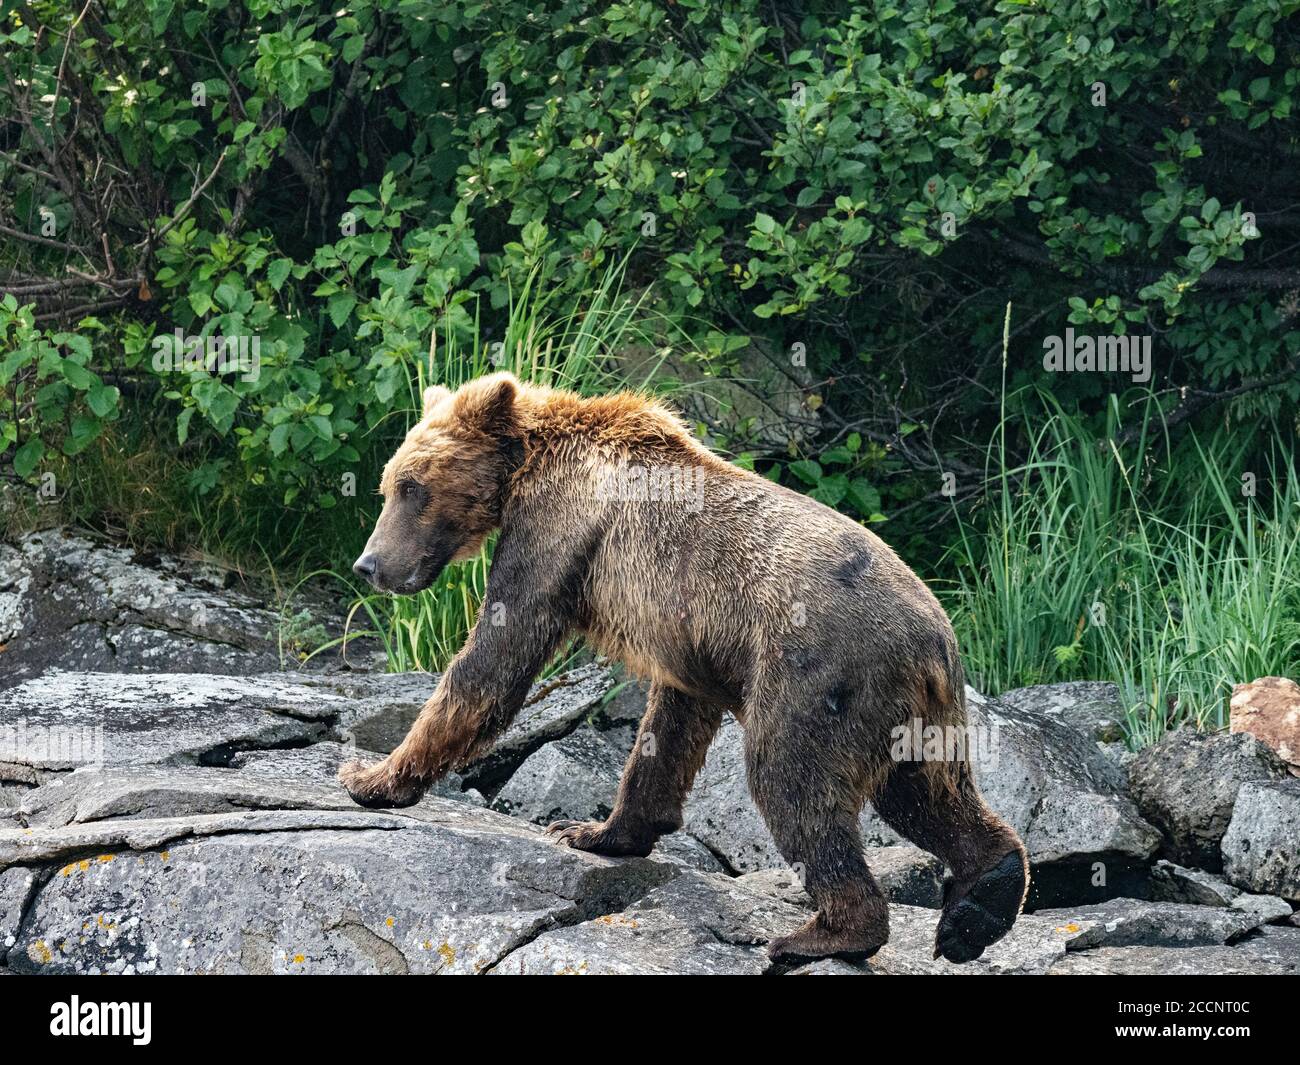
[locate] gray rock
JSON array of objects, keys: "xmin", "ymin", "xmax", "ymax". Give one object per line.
[
  {"xmin": 866, "ymin": 904, "xmax": 1068, "ymax": 975},
  {"xmin": 682, "ymin": 716, "xmax": 784, "ymax": 872},
  {"xmin": 1049, "ymin": 942, "xmax": 1294, "ymax": 975},
  {"xmin": 1148, "ymin": 861, "xmax": 1292, "ymax": 924},
  {"xmin": 1151, "ymin": 859, "xmax": 1246, "ymax": 905},
  {"xmin": 460, "ymin": 664, "xmax": 614, "ymax": 790},
  {"xmin": 230, "ymin": 742, "xmax": 485, "ymax": 806},
  {"xmin": 492, "ymin": 871, "xmax": 804, "ymax": 975},
  {"xmin": 1035, "ymin": 898, "xmax": 1273, "ymax": 950},
  {"xmin": 323, "ymin": 671, "xmax": 438, "ymax": 752},
  {"xmin": 0, "ymin": 671, "xmax": 337, "ymax": 771},
  {"xmin": 108, "ymin": 624, "xmax": 273, "ymax": 675},
  {"xmin": 867, "ymin": 845, "xmax": 945, "ymax": 907},
  {"xmin": 997, "ymin": 681, "xmax": 1127, "ymax": 744},
  {"xmin": 736, "ymin": 845, "xmax": 943, "ymax": 908},
  {"xmin": 649, "ymin": 833, "xmax": 725, "ymax": 874},
  {"xmin": 3, "ymin": 798, "xmax": 678, "ymax": 974},
  {"xmin": 0, "ymin": 666, "xmax": 596, "ymax": 787},
  {"xmin": 965, "ymin": 688, "xmax": 1160, "ymax": 870},
  {"xmin": 0, "ymin": 782, "xmax": 31, "ymax": 824},
  {"xmin": 592, "ymin": 677, "xmax": 649, "ymax": 731},
  {"xmin": 787, "ymin": 958, "xmax": 868, "ymax": 975},
  {"xmin": 491, "ymin": 726, "xmax": 623, "ymax": 824},
  {"xmin": 0, "ymin": 529, "xmax": 374, "ymax": 689},
  {"xmin": 16, "ymin": 755, "xmax": 486, "ymax": 835},
  {"xmin": 19, "ymin": 765, "xmax": 356, "ymax": 829},
  {"xmin": 734, "ymin": 868, "xmax": 815, "ymax": 909},
  {"xmin": 1, "ymin": 865, "xmax": 37, "ymax": 950},
  {"xmin": 498, "ymin": 867, "xmax": 1071, "ymax": 976},
  {"xmin": 0, "ymin": 807, "xmax": 409, "ymax": 869},
  {"xmin": 1232, "ymin": 925, "xmax": 1300, "ymax": 972},
  {"xmin": 1222, "ymin": 779, "xmax": 1300, "ymax": 900},
  {"xmin": 1127, "ymin": 727, "xmax": 1289, "ymax": 871},
  {"xmin": 1231, "ymin": 892, "xmax": 1294, "ymax": 925}
]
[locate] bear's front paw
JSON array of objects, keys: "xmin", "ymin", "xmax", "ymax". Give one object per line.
[
  {"xmin": 338, "ymin": 759, "xmax": 426, "ymax": 809},
  {"xmin": 545, "ymin": 819, "xmax": 653, "ymax": 857}
]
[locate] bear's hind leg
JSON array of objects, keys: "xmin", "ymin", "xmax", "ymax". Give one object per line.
[
  {"xmin": 743, "ymin": 723, "xmax": 890, "ymax": 961},
  {"xmin": 872, "ymin": 760, "xmax": 1028, "ymax": 963},
  {"xmin": 548, "ymin": 683, "xmax": 723, "ymax": 857}
]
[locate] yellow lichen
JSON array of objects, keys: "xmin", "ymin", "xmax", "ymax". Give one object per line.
[
  {"xmin": 596, "ymin": 914, "xmax": 638, "ymax": 928},
  {"xmin": 437, "ymin": 942, "xmax": 456, "ymax": 966},
  {"xmin": 28, "ymin": 939, "xmax": 51, "ymax": 964}
]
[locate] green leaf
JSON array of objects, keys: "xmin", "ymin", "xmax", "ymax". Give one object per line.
[
  {"xmin": 327, "ymin": 293, "xmax": 357, "ymax": 329},
  {"xmin": 269, "ymin": 422, "xmax": 291, "ymax": 456},
  {"xmin": 846, "ymin": 479, "xmax": 882, "ymax": 516},
  {"xmin": 213, "ymin": 280, "xmax": 240, "ymax": 309},
  {"xmin": 60, "ymin": 359, "xmax": 93, "ymax": 389},
  {"xmin": 788, "ymin": 459, "xmax": 822, "ymax": 485},
  {"xmin": 809, "ymin": 473, "xmax": 848, "ymax": 506},
  {"xmin": 86, "ymin": 383, "xmax": 119, "ymax": 417},
  {"xmin": 267, "ymin": 258, "xmax": 293, "ymax": 291},
  {"xmin": 177, "ymin": 407, "xmax": 194, "ymax": 445},
  {"xmin": 13, "ymin": 437, "xmax": 43, "ymax": 478}
]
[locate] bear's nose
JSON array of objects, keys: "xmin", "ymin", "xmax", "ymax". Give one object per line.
[{"xmin": 353, "ymin": 553, "xmax": 379, "ymax": 582}]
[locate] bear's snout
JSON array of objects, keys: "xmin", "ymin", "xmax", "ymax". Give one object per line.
[{"xmin": 352, "ymin": 553, "xmax": 379, "ymax": 585}]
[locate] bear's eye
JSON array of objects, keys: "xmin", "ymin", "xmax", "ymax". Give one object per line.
[{"xmin": 397, "ymin": 480, "xmax": 417, "ymax": 502}]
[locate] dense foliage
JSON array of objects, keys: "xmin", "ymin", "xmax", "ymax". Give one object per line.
[{"xmin": 4, "ymin": 0, "xmax": 1298, "ymax": 532}]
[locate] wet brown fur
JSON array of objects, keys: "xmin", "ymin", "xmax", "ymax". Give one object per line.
[{"xmin": 340, "ymin": 372, "xmax": 1028, "ymax": 961}]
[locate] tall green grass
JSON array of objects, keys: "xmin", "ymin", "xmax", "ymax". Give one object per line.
[
  {"xmin": 324, "ymin": 259, "xmax": 675, "ymax": 673},
  {"xmin": 942, "ymin": 387, "xmax": 1300, "ymax": 746}
]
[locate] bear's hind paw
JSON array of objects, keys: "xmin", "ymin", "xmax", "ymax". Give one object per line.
[
  {"xmin": 933, "ymin": 848, "xmax": 1028, "ymax": 963},
  {"xmin": 545, "ymin": 819, "xmax": 653, "ymax": 857},
  {"xmin": 767, "ymin": 915, "xmax": 889, "ymax": 963}
]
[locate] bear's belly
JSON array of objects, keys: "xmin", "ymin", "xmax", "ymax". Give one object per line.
[{"xmin": 581, "ymin": 617, "xmax": 741, "ymax": 704}]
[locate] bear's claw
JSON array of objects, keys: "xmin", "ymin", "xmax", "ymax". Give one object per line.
[{"xmin": 545, "ymin": 819, "xmax": 653, "ymax": 857}]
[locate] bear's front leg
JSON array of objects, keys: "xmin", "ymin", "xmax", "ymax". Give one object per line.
[
  {"xmin": 339, "ymin": 542, "xmax": 572, "ymax": 810},
  {"xmin": 338, "ymin": 685, "xmax": 468, "ymax": 808}
]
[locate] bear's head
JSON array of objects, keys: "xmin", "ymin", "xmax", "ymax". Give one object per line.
[{"xmin": 352, "ymin": 372, "xmax": 521, "ymax": 594}]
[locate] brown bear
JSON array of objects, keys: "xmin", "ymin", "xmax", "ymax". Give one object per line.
[{"xmin": 340, "ymin": 372, "xmax": 1029, "ymax": 963}]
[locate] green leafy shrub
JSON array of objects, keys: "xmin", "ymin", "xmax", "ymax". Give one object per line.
[{"xmin": 4, "ymin": 0, "xmax": 1297, "ymax": 550}]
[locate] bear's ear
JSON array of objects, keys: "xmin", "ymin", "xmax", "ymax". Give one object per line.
[
  {"xmin": 452, "ymin": 372, "xmax": 520, "ymax": 433},
  {"xmin": 422, "ymin": 384, "xmax": 451, "ymax": 419}
]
